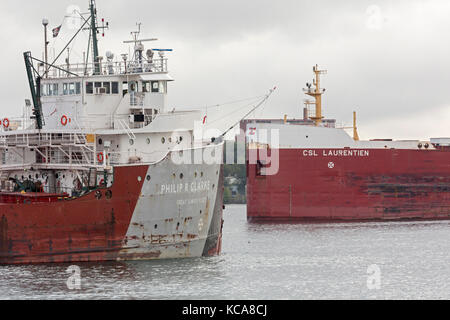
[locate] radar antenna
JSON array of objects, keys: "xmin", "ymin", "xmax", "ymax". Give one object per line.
[{"xmin": 123, "ymin": 23, "xmax": 158, "ymax": 64}]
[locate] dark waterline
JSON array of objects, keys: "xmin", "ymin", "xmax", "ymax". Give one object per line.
[{"xmin": 1, "ymin": 204, "xmax": 449, "ymax": 300}]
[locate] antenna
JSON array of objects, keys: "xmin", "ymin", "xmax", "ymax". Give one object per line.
[
  {"xmin": 123, "ymin": 23, "xmax": 159, "ymax": 64},
  {"xmin": 89, "ymin": 0, "xmax": 109, "ymax": 74}
]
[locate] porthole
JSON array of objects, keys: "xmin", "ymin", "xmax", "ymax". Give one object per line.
[
  {"xmin": 146, "ymin": 175, "xmax": 151, "ymax": 181},
  {"xmin": 95, "ymin": 190, "xmax": 102, "ymax": 200},
  {"xmin": 194, "ymin": 172, "xmax": 198, "ymax": 178},
  {"xmin": 201, "ymin": 172, "xmax": 204, "ymax": 178},
  {"xmin": 146, "ymin": 138, "xmax": 151, "ymax": 145},
  {"xmin": 137, "ymin": 176, "xmax": 142, "ymax": 182},
  {"xmin": 154, "ymin": 224, "xmax": 158, "ymax": 229},
  {"xmin": 179, "ymin": 137, "xmax": 183, "ymax": 142},
  {"xmin": 169, "ymin": 137, "xmax": 173, "ymax": 143},
  {"xmin": 180, "ymin": 173, "xmax": 184, "ymax": 180},
  {"xmin": 99, "ymin": 138, "xmax": 103, "ymax": 145},
  {"xmin": 129, "ymin": 139, "xmax": 135, "ymax": 146},
  {"xmin": 161, "ymin": 137, "xmax": 166, "ymax": 144},
  {"xmin": 105, "ymin": 190, "xmax": 113, "ymax": 199}
]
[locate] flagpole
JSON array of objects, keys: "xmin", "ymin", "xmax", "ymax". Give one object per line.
[{"xmin": 42, "ymin": 18, "xmax": 49, "ymax": 78}]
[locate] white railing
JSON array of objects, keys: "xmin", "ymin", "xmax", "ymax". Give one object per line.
[
  {"xmin": 0, "ymin": 132, "xmax": 95, "ymax": 148},
  {"xmin": 40, "ymin": 58, "xmax": 169, "ymax": 78},
  {"xmin": 0, "ymin": 116, "xmax": 35, "ymax": 133}
]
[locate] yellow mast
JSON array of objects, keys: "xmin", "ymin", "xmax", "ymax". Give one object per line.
[
  {"xmin": 304, "ymin": 65, "xmax": 327, "ymax": 126},
  {"xmin": 353, "ymin": 111, "xmax": 360, "ymax": 141}
]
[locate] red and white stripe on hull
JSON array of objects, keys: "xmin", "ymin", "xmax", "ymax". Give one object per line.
[
  {"xmin": 246, "ymin": 124, "xmax": 450, "ymax": 222},
  {"xmin": 0, "ymin": 144, "xmax": 224, "ymax": 265}
]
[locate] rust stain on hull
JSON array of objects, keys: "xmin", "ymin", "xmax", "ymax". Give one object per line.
[
  {"xmin": 248, "ymin": 148, "xmax": 450, "ymax": 222},
  {"xmin": 0, "ymin": 165, "xmax": 148, "ymax": 265}
]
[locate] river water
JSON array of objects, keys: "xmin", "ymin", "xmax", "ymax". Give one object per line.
[{"xmin": 0, "ymin": 204, "xmax": 449, "ymax": 300}]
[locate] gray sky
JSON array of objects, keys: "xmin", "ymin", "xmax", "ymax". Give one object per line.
[{"xmin": 1, "ymin": 0, "xmax": 450, "ymax": 140}]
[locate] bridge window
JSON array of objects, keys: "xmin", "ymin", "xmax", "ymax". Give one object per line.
[
  {"xmin": 63, "ymin": 83, "xmax": 69, "ymax": 95},
  {"xmin": 62, "ymin": 82, "xmax": 81, "ymax": 95},
  {"xmin": 41, "ymin": 85, "xmax": 48, "ymax": 96},
  {"xmin": 151, "ymin": 81, "xmax": 159, "ymax": 93},
  {"xmin": 142, "ymin": 81, "xmax": 150, "ymax": 93},
  {"xmin": 112, "ymin": 82, "xmax": 119, "ymax": 94},
  {"xmin": 85, "ymin": 81, "xmax": 119, "ymax": 95},
  {"xmin": 48, "ymin": 83, "xmax": 59, "ymax": 96},
  {"xmin": 69, "ymin": 83, "xmax": 76, "ymax": 95},
  {"xmin": 103, "ymin": 82, "xmax": 111, "ymax": 94},
  {"xmin": 86, "ymin": 82, "xmax": 93, "ymax": 94}
]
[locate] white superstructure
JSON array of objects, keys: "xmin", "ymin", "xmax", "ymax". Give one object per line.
[{"xmin": 0, "ymin": 3, "xmax": 211, "ymax": 197}]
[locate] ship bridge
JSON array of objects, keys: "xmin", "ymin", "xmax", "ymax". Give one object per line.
[{"xmin": 35, "ymin": 46, "xmax": 174, "ymax": 132}]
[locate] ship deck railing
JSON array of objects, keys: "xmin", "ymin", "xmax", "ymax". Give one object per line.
[
  {"xmin": 0, "ymin": 140, "xmax": 223, "ymax": 172},
  {"xmin": 0, "ymin": 132, "xmax": 92, "ymax": 148},
  {"xmin": 40, "ymin": 58, "xmax": 168, "ymax": 79}
]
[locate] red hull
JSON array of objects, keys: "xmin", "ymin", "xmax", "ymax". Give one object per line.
[
  {"xmin": 0, "ymin": 166, "xmax": 148, "ymax": 264},
  {"xmin": 247, "ymin": 149, "xmax": 450, "ymax": 222}
]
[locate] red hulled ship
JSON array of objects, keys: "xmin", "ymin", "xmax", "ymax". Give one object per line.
[
  {"xmin": 0, "ymin": 1, "xmax": 224, "ymax": 264},
  {"xmin": 246, "ymin": 65, "xmax": 450, "ymax": 222}
]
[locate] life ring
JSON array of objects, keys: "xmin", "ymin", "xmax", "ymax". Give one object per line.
[
  {"xmin": 97, "ymin": 153, "xmax": 104, "ymax": 163},
  {"xmin": 3, "ymin": 118, "xmax": 9, "ymax": 129},
  {"xmin": 61, "ymin": 115, "xmax": 68, "ymax": 126},
  {"xmin": 99, "ymin": 179, "xmax": 105, "ymax": 187}
]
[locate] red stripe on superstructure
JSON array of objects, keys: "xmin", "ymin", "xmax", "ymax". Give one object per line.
[
  {"xmin": 247, "ymin": 148, "xmax": 450, "ymax": 222},
  {"xmin": 0, "ymin": 165, "xmax": 148, "ymax": 264}
]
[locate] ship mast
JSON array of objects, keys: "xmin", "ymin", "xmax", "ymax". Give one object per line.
[
  {"xmin": 304, "ymin": 65, "xmax": 327, "ymax": 126},
  {"xmin": 89, "ymin": 0, "xmax": 100, "ymax": 75},
  {"xmin": 353, "ymin": 111, "xmax": 360, "ymax": 141}
]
